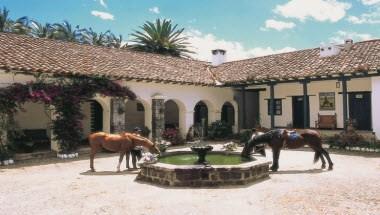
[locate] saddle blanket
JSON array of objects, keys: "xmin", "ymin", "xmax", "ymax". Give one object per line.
[{"xmin": 288, "ymin": 132, "xmax": 301, "ymax": 141}]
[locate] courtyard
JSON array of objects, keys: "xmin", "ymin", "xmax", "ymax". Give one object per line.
[{"xmin": 1, "ymin": 146, "xmax": 379, "ymax": 215}]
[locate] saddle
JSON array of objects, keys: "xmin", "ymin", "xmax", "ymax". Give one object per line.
[{"xmin": 283, "ymin": 130, "xmax": 300, "ymax": 148}]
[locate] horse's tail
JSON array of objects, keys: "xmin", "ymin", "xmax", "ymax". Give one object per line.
[{"xmin": 314, "ymin": 151, "xmax": 321, "ymax": 163}]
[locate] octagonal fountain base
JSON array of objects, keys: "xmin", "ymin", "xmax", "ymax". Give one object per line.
[{"xmin": 136, "ymin": 151, "xmax": 271, "ymax": 187}]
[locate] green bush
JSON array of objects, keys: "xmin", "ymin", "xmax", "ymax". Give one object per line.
[
  {"xmin": 207, "ymin": 120, "xmax": 232, "ymax": 140},
  {"xmin": 239, "ymin": 130, "xmax": 253, "ymax": 143}
]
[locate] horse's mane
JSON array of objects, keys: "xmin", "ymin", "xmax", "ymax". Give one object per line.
[
  {"xmin": 252, "ymin": 129, "xmax": 284, "ymax": 143},
  {"xmin": 127, "ymin": 133, "xmax": 154, "ymax": 146}
]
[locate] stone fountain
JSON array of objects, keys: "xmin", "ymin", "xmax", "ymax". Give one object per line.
[{"xmin": 136, "ymin": 119, "xmax": 271, "ymax": 187}]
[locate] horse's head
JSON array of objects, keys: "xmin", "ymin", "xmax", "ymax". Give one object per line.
[
  {"xmin": 130, "ymin": 134, "xmax": 160, "ymax": 155},
  {"xmin": 241, "ymin": 131, "xmax": 264, "ymax": 157}
]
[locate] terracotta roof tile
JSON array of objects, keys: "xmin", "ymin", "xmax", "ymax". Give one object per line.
[
  {"xmin": 212, "ymin": 40, "xmax": 380, "ymax": 84},
  {"xmin": 0, "ymin": 33, "xmax": 214, "ymax": 85},
  {"xmin": 1, "ymin": 33, "xmax": 380, "ymax": 86}
]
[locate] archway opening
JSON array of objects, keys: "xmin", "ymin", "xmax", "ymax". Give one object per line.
[
  {"xmin": 81, "ymin": 100, "xmax": 104, "ymax": 145},
  {"xmin": 164, "ymin": 100, "xmax": 179, "ymax": 129},
  {"xmin": 194, "ymin": 101, "xmax": 209, "ymax": 136},
  {"xmin": 125, "ymin": 100, "xmax": 146, "ymax": 132},
  {"xmin": 221, "ymin": 102, "xmax": 235, "ymax": 126}
]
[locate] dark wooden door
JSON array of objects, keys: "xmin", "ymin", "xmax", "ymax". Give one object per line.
[
  {"xmin": 292, "ymin": 96, "xmax": 309, "ymax": 128},
  {"xmin": 349, "ymin": 92, "xmax": 371, "ymax": 130}
]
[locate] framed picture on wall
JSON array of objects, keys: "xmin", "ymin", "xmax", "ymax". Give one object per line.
[{"xmin": 319, "ymin": 92, "xmax": 335, "ymax": 110}]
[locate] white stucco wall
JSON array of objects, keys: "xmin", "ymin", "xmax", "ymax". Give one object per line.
[
  {"xmin": 372, "ymin": 77, "xmax": 380, "ymax": 139},
  {"xmin": 257, "ymin": 78, "xmax": 372, "ymax": 129},
  {"xmin": 123, "ymin": 81, "xmax": 238, "ymax": 136}
]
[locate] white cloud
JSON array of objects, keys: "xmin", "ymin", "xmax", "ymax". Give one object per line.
[
  {"xmin": 347, "ymin": 4, "xmax": 380, "ymax": 24},
  {"xmin": 329, "ymin": 30, "xmax": 374, "ymax": 43},
  {"xmin": 262, "ymin": 19, "xmax": 296, "ymax": 31},
  {"xmin": 274, "ymin": 0, "xmax": 351, "ymax": 22},
  {"xmin": 149, "ymin": 6, "xmax": 160, "ymax": 14},
  {"xmin": 361, "ymin": 0, "xmax": 380, "ymax": 5},
  {"xmin": 98, "ymin": 0, "xmax": 107, "ymax": 8},
  {"xmin": 185, "ymin": 29, "xmax": 296, "ymax": 62},
  {"xmin": 91, "ymin": 10, "xmax": 114, "ymax": 20}
]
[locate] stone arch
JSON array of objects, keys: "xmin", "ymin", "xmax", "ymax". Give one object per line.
[
  {"xmin": 193, "ymin": 100, "xmax": 215, "ymax": 136},
  {"xmin": 91, "ymin": 96, "xmax": 110, "ymax": 133},
  {"xmin": 221, "ymin": 102, "xmax": 235, "ymax": 125},
  {"xmin": 81, "ymin": 100, "xmax": 104, "ymax": 140},
  {"xmin": 164, "ymin": 99, "xmax": 187, "ymax": 137},
  {"xmin": 221, "ymin": 100, "xmax": 239, "ymax": 133}
]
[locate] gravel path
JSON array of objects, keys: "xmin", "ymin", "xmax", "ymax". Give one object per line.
[{"xmin": 1, "ymin": 147, "xmax": 380, "ymax": 215}]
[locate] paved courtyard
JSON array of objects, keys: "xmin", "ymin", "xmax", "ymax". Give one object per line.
[{"xmin": 1, "ymin": 146, "xmax": 380, "ymax": 215}]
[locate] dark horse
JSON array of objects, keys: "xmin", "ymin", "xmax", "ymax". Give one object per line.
[{"xmin": 241, "ymin": 129, "xmax": 333, "ymax": 171}]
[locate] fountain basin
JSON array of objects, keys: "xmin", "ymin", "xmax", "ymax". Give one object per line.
[{"xmin": 136, "ymin": 151, "xmax": 271, "ymax": 187}]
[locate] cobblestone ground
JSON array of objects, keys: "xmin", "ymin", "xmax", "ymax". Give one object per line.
[{"xmin": 1, "ymin": 146, "xmax": 379, "ymax": 215}]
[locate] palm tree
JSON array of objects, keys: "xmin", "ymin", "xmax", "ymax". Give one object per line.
[
  {"xmin": 9, "ymin": 16, "xmax": 30, "ymax": 34},
  {"xmin": 51, "ymin": 20, "xmax": 89, "ymax": 43},
  {"xmin": 83, "ymin": 28, "xmax": 110, "ymax": 46},
  {"xmin": 0, "ymin": 7, "xmax": 11, "ymax": 32},
  {"xmin": 29, "ymin": 20, "xmax": 52, "ymax": 38},
  {"xmin": 108, "ymin": 33, "xmax": 126, "ymax": 48},
  {"xmin": 129, "ymin": 19, "xmax": 193, "ymax": 57}
]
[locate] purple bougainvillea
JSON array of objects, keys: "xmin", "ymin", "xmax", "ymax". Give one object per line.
[{"xmin": 0, "ymin": 76, "xmax": 136, "ymax": 153}]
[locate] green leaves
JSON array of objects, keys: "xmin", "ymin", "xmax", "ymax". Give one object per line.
[
  {"xmin": 0, "ymin": 76, "xmax": 136, "ymax": 153},
  {"xmin": 129, "ymin": 19, "xmax": 194, "ymax": 58}
]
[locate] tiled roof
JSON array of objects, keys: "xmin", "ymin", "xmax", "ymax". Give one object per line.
[
  {"xmin": 1, "ymin": 33, "xmax": 380, "ymax": 87},
  {"xmin": 212, "ymin": 40, "xmax": 380, "ymax": 85},
  {"xmin": 0, "ymin": 33, "xmax": 215, "ymax": 85}
]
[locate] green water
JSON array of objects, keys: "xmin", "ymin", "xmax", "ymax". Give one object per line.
[{"xmin": 159, "ymin": 153, "xmax": 251, "ymax": 165}]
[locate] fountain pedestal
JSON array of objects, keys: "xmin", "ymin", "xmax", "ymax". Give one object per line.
[{"xmin": 190, "ymin": 145, "xmax": 213, "ymax": 164}]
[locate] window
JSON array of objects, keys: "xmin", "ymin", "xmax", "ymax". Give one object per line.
[{"xmin": 267, "ymin": 99, "xmax": 282, "ymax": 115}]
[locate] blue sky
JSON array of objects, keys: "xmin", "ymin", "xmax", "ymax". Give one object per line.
[{"xmin": 1, "ymin": 0, "xmax": 380, "ymax": 61}]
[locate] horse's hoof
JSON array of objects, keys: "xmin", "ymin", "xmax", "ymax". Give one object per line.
[
  {"xmin": 270, "ymin": 166, "xmax": 278, "ymax": 172},
  {"xmin": 321, "ymin": 165, "xmax": 326, "ymax": 169},
  {"xmin": 328, "ymin": 166, "xmax": 333, "ymax": 171}
]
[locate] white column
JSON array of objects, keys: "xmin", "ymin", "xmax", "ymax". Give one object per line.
[
  {"xmin": 184, "ymin": 111, "xmax": 194, "ymax": 138},
  {"xmin": 371, "ymin": 77, "xmax": 380, "ymax": 139}
]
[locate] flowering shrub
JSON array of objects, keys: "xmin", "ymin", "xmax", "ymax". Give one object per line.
[
  {"xmin": 0, "ymin": 75, "xmax": 136, "ymax": 153},
  {"xmin": 207, "ymin": 120, "xmax": 232, "ymax": 140},
  {"xmin": 162, "ymin": 128, "xmax": 184, "ymax": 145}
]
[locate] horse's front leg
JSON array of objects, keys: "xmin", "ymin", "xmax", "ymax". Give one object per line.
[
  {"xmin": 116, "ymin": 151, "xmax": 125, "ymax": 172},
  {"xmin": 270, "ymin": 148, "xmax": 281, "ymax": 172}
]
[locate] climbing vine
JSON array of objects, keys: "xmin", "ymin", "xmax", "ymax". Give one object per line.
[{"xmin": 0, "ymin": 75, "xmax": 136, "ymax": 153}]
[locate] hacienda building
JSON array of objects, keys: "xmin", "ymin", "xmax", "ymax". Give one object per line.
[{"xmin": 1, "ymin": 33, "xmax": 380, "ymax": 152}]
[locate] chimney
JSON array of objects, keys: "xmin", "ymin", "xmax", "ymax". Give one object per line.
[
  {"xmin": 344, "ymin": 38, "xmax": 353, "ymax": 51},
  {"xmin": 319, "ymin": 43, "xmax": 340, "ymax": 58},
  {"xmin": 211, "ymin": 49, "xmax": 226, "ymax": 66}
]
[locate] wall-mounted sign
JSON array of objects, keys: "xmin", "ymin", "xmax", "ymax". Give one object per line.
[{"xmin": 319, "ymin": 92, "xmax": 335, "ymax": 111}]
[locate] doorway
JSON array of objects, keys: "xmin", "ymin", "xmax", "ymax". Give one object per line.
[
  {"xmin": 349, "ymin": 92, "xmax": 372, "ymax": 130},
  {"xmin": 292, "ymin": 96, "xmax": 309, "ymax": 128}
]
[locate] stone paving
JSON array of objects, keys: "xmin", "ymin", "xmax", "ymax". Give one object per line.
[{"xmin": 0, "ymin": 145, "xmax": 379, "ymax": 215}]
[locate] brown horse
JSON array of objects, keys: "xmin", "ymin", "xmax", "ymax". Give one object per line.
[
  {"xmin": 241, "ymin": 129, "xmax": 333, "ymax": 171},
  {"xmin": 88, "ymin": 132, "xmax": 160, "ymax": 172}
]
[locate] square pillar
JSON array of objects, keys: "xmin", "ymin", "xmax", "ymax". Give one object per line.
[
  {"xmin": 110, "ymin": 98, "xmax": 126, "ymax": 133},
  {"xmin": 269, "ymin": 83, "xmax": 276, "ymax": 129},
  {"xmin": 340, "ymin": 77, "xmax": 349, "ymax": 131},
  {"xmin": 302, "ymin": 80, "xmax": 310, "ymax": 128},
  {"xmin": 152, "ymin": 94, "xmax": 165, "ymax": 142}
]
